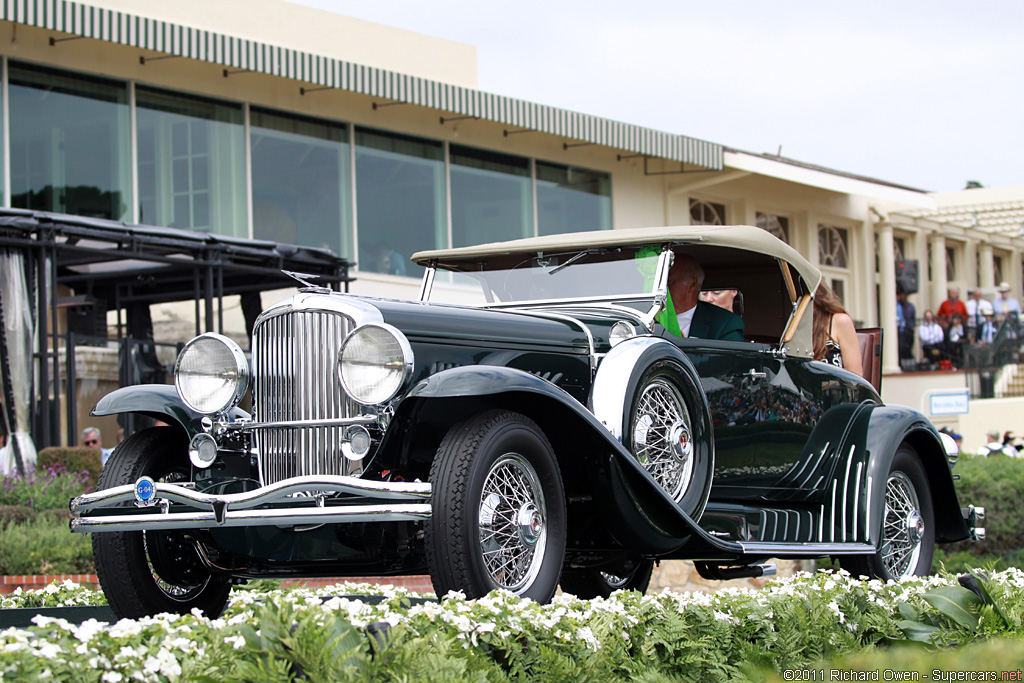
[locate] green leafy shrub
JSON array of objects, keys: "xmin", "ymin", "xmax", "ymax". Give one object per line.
[
  {"xmin": 0, "ymin": 461, "xmax": 91, "ymax": 511},
  {"xmin": 36, "ymin": 446, "xmax": 102, "ymax": 489},
  {"xmin": 2, "ymin": 570, "xmax": 1024, "ymax": 682},
  {"xmin": 951, "ymin": 455, "xmax": 1024, "ymax": 561},
  {"xmin": 936, "ymin": 549, "xmax": 1024, "ymax": 574},
  {"xmin": 0, "ymin": 516, "xmax": 94, "ymax": 574},
  {"xmin": 0, "ymin": 504, "xmax": 36, "ymax": 526}
]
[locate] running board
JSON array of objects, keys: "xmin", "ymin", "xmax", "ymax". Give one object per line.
[{"xmin": 737, "ymin": 542, "xmax": 876, "ymax": 557}]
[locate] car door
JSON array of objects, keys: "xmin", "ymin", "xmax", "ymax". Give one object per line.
[{"xmin": 667, "ymin": 336, "xmax": 767, "ymax": 499}]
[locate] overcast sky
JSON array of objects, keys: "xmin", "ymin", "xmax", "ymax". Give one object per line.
[{"xmin": 292, "ymin": 0, "xmax": 1023, "ymax": 193}]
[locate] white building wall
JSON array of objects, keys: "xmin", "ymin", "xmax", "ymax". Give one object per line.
[{"xmin": 80, "ymin": 0, "xmax": 479, "ymax": 89}]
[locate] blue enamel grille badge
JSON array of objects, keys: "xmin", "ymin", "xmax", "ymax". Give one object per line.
[{"xmin": 134, "ymin": 476, "xmax": 157, "ymax": 505}]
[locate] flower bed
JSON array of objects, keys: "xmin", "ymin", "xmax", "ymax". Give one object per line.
[{"xmin": 2, "ymin": 569, "xmax": 1024, "ymax": 682}]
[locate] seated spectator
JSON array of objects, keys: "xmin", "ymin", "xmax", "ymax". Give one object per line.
[
  {"xmin": 918, "ymin": 310, "xmax": 944, "ymax": 368},
  {"xmin": 666, "ymin": 255, "xmax": 744, "ymax": 342},
  {"xmin": 978, "ymin": 310, "xmax": 997, "ymax": 344},
  {"xmin": 946, "ymin": 313, "xmax": 966, "ymax": 368}
]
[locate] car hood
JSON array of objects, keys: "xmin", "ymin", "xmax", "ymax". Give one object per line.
[{"xmin": 368, "ymin": 298, "xmax": 592, "ymax": 353}]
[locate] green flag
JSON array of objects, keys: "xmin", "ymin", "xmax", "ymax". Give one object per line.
[{"xmin": 636, "ymin": 247, "xmax": 680, "ymax": 336}]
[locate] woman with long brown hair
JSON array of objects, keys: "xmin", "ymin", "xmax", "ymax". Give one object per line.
[{"xmin": 812, "ymin": 282, "xmax": 864, "ymax": 377}]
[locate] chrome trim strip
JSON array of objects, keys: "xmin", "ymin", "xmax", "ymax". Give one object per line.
[
  {"xmin": 72, "ymin": 504, "xmax": 432, "ymax": 534},
  {"xmin": 841, "ymin": 445, "xmax": 855, "ymax": 541},
  {"xmin": 255, "ymin": 292, "xmax": 386, "ymax": 329},
  {"xmin": 517, "ymin": 309, "xmax": 596, "ymax": 369},
  {"xmin": 829, "ymin": 480, "xmax": 837, "ymax": 542},
  {"xmin": 778, "ymin": 441, "xmax": 828, "ymax": 487},
  {"xmin": 853, "ymin": 461, "xmax": 863, "ymax": 542},
  {"xmin": 864, "ymin": 475, "xmax": 874, "ymax": 544},
  {"xmin": 640, "ymin": 248, "xmax": 674, "ymax": 330},
  {"xmin": 71, "ymin": 475, "xmax": 432, "ymax": 515},
  {"xmin": 737, "ymin": 542, "xmax": 876, "ymax": 556},
  {"xmin": 225, "ymin": 416, "xmax": 379, "ymax": 431}
]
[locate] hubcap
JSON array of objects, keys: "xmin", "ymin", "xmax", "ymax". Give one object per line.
[
  {"xmin": 632, "ymin": 378, "xmax": 693, "ymax": 501},
  {"xmin": 906, "ymin": 511, "xmax": 925, "ymax": 543},
  {"xmin": 478, "ymin": 454, "xmax": 547, "ymax": 592},
  {"xmin": 517, "ymin": 503, "xmax": 543, "ymax": 545},
  {"xmin": 881, "ymin": 471, "xmax": 924, "ymax": 578}
]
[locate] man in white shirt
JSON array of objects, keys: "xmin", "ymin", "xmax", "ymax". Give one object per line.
[
  {"xmin": 918, "ymin": 310, "xmax": 944, "ymax": 366},
  {"xmin": 993, "ymin": 282, "xmax": 1021, "ymax": 322},
  {"xmin": 964, "ymin": 289, "xmax": 993, "ymax": 341}
]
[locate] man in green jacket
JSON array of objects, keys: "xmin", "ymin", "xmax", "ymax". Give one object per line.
[{"xmin": 666, "ymin": 254, "xmax": 745, "ymax": 342}]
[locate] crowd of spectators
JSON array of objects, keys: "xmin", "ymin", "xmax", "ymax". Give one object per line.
[{"xmin": 899, "ymin": 283, "xmax": 1021, "ymax": 371}]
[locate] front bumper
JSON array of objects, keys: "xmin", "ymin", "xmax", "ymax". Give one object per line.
[{"xmin": 70, "ymin": 475, "xmax": 431, "ymax": 533}]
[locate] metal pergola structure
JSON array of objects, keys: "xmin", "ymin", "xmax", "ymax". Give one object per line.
[{"xmin": 0, "ymin": 208, "xmax": 353, "ymax": 456}]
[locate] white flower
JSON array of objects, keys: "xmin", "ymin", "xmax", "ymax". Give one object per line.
[
  {"xmin": 224, "ymin": 635, "xmax": 246, "ymax": 650},
  {"xmin": 102, "ymin": 673, "xmax": 124, "ymax": 683},
  {"xmin": 827, "ymin": 600, "xmax": 846, "ymax": 624},
  {"xmin": 576, "ymin": 626, "xmax": 600, "ymax": 651}
]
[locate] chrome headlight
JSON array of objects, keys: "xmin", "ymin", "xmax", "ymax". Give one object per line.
[
  {"xmin": 338, "ymin": 323, "xmax": 414, "ymax": 405},
  {"xmin": 609, "ymin": 321, "xmax": 637, "ymax": 346},
  {"xmin": 174, "ymin": 333, "xmax": 250, "ymax": 415}
]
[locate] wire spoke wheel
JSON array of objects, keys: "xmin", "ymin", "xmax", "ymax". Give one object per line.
[
  {"xmin": 92, "ymin": 427, "xmax": 230, "ymax": 618},
  {"xmin": 880, "ymin": 471, "xmax": 924, "ymax": 578},
  {"xmin": 427, "ymin": 410, "xmax": 566, "ymax": 603},
  {"xmin": 478, "ymin": 454, "xmax": 546, "ymax": 592},
  {"xmin": 632, "ymin": 377, "xmax": 693, "ymax": 501}
]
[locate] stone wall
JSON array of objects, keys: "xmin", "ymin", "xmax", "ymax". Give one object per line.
[{"xmin": 651, "ymin": 559, "xmax": 809, "ymax": 593}]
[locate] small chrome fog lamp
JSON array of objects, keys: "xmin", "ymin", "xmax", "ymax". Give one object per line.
[
  {"xmin": 343, "ymin": 425, "xmax": 372, "ymax": 461},
  {"xmin": 189, "ymin": 433, "xmax": 218, "ymax": 469}
]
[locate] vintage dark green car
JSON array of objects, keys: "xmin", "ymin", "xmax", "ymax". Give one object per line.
[{"xmin": 71, "ymin": 225, "xmax": 982, "ymax": 618}]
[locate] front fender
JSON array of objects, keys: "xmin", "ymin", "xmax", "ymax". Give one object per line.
[
  {"xmin": 91, "ymin": 385, "xmax": 249, "ymax": 438},
  {"xmin": 400, "ymin": 365, "xmax": 733, "ymax": 555}
]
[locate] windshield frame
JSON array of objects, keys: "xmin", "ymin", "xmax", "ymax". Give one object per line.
[{"xmin": 418, "ymin": 244, "xmax": 673, "ymax": 315}]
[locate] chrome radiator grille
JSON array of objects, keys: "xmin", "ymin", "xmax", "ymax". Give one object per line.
[{"xmin": 252, "ymin": 309, "xmax": 362, "ymax": 484}]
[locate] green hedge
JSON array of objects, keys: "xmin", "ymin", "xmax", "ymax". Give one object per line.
[
  {"xmin": 36, "ymin": 447, "xmax": 102, "ymax": 490},
  {"xmin": 948, "ymin": 454, "xmax": 1024, "ymax": 566},
  {"xmin": 0, "ymin": 516, "xmax": 94, "ymax": 574}
]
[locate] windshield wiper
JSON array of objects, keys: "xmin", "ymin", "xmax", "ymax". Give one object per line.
[{"xmin": 547, "ymin": 250, "xmax": 589, "ymax": 275}]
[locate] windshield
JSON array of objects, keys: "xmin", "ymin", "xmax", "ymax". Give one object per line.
[{"xmin": 425, "ymin": 246, "xmax": 663, "ymax": 306}]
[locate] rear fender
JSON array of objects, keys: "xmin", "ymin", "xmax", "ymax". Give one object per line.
[{"xmin": 854, "ymin": 404, "xmax": 969, "ymax": 545}]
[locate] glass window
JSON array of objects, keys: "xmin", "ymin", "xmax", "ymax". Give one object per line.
[
  {"xmin": 818, "ymin": 224, "xmax": 849, "ymax": 269},
  {"xmin": 250, "ymin": 108, "xmax": 351, "ymax": 257},
  {"xmin": 8, "ymin": 62, "xmax": 131, "ymax": 220},
  {"xmin": 690, "ymin": 198, "xmax": 726, "ymax": 225},
  {"xmin": 756, "ymin": 212, "xmax": 789, "ymax": 243},
  {"xmin": 450, "ymin": 144, "xmax": 532, "ymax": 247},
  {"xmin": 355, "ymin": 128, "xmax": 445, "ymax": 278},
  {"xmin": 536, "ymin": 161, "xmax": 611, "ymax": 236},
  {"xmin": 136, "ymin": 87, "xmax": 245, "ymax": 236}
]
